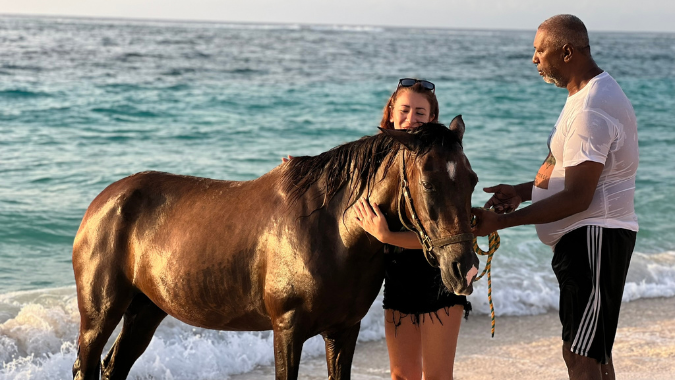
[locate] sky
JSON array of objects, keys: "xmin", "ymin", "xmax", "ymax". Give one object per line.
[{"xmin": 1, "ymin": 0, "xmax": 674, "ymax": 33}]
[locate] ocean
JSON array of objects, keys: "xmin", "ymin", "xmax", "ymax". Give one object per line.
[{"xmin": 0, "ymin": 15, "xmax": 673, "ymax": 379}]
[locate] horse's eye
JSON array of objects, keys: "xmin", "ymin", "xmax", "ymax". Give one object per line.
[{"xmin": 421, "ymin": 181, "xmax": 434, "ymax": 191}]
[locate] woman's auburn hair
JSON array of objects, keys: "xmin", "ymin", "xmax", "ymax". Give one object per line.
[{"xmin": 379, "ymin": 82, "xmax": 439, "ymax": 130}]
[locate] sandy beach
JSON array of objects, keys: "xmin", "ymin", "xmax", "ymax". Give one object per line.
[{"xmin": 233, "ymin": 296, "xmax": 675, "ymax": 379}]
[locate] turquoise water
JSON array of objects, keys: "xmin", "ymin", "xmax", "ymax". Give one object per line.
[{"xmin": 0, "ymin": 15, "xmax": 674, "ymax": 379}]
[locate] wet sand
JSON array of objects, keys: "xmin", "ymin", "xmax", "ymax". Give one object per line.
[{"xmin": 232, "ymin": 296, "xmax": 675, "ymax": 379}]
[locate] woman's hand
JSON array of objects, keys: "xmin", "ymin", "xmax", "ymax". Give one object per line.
[
  {"xmin": 354, "ymin": 198, "xmax": 390, "ymax": 242},
  {"xmin": 281, "ymin": 155, "xmax": 294, "ymax": 163}
]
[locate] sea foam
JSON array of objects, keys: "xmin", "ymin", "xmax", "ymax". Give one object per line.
[
  {"xmin": 0, "ymin": 289, "xmax": 384, "ymax": 380},
  {"xmin": 1, "ymin": 251, "xmax": 674, "ymax": 379}
]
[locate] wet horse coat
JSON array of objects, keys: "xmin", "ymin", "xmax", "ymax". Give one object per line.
[{"xmin": 72, "ymin": 117, "xmax": 479, "ymax": 380}]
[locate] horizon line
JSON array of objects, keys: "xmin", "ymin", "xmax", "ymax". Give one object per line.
[{"xmin": 1, "ymin": 12, "xmax": 674, "ymax": 35}]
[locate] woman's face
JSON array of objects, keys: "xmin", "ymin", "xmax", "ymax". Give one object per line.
[{"xmin": 390, "ymin": 91, "xmax": 433, "ymax": 130}]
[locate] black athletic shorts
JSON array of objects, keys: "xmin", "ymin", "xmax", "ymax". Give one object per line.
[
  {"xmin": 552, "ymin": 225, "xmax": 636, "ymax": 364},
  {"xmin": 383, "ymin": 247, "xmax": 471, "ymax": 326}
]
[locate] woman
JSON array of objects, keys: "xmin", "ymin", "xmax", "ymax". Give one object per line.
[{"xmin": 354, "ymin": 78, "xmax": 470, "ymax": 380}]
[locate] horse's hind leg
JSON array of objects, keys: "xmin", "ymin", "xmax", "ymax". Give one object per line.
[
  {"xmin": 101, "ymin": 294, "xmax": 167, "ymax": 380},
  {"xmin": 73, "ymin": 287, "xmax": 134, "ymax": 380},
  {"xmin": 322, "ymin": 322, "xmax": 360, "ymax": 380}
]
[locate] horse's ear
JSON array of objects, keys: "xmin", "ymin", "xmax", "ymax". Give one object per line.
[
  {"xmin": 448, "ymin": 115, "xmax": 465, "ymax": 142},
  {"xmin": 378, "ymin": 128, "xmax": 418, "ymax": 151}
]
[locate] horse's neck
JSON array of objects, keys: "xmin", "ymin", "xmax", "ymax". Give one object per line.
[
  {"xmin": 289, "ymin": 150, "xmax": 403, "ymax": 234},
  {"xmin": 336, "ymin": 153, "xmax": 402, "ymax": 229},
  {"xmin": 369, "ymin": 156, "xmax": 404, "ymax": 229}
]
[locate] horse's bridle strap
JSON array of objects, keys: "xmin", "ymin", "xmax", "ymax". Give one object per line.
[{"xmin": 430, "ymin": 233, "xmax": 474, "ymax": 248}]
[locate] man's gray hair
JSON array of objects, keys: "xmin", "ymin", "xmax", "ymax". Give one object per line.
[{"xmin": 539, "ymin": 14, "xmax": 590, "ymax": 51}]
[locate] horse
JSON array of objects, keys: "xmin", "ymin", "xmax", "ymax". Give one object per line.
[{"xmin": 71, "ymin": 116, "xmax": 480, "ymax": 380}]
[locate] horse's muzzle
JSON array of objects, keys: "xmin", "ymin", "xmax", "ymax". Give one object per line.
[{"xmin": 438, "ymin": 245, "xmax": 479, "ymax": 296}]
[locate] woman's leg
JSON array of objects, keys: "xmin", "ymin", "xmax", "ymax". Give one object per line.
[
  {"xmin": 385, "ymin": 309, "xmax": 423, "ymax": 380},
  {"xmin": 419, "ymin": 305, "xmax": 464, "ymax": 380}
]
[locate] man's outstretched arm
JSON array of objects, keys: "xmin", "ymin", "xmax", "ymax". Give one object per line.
[{"xmin": 473, "ymin": 161, "xmax": 604, "ymax": 236}]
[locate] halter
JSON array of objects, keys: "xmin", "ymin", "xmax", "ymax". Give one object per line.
[{"xmin": 396, "ymin": 150, "xmax": 474, "ymax": 268}]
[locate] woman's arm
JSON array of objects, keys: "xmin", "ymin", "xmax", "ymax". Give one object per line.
[{"xmin": 354, "ymin": 198, "xmax": 422, "ymax": 250}]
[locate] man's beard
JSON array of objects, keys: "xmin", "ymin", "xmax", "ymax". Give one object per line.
[{"xmin": 541, "ymin": 67, "xmax": 566, "ymax": 88}]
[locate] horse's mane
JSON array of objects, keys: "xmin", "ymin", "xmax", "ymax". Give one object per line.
[{"xmin": 280, "ymin": 122, "xmax": 462, "ymax": 208}]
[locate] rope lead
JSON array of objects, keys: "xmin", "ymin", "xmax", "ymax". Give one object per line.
[{"xmin": 471, "ymin": 212, "xmax": 501, "ymax": 338}]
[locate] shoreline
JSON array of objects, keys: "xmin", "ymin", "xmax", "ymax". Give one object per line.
[{"xmin": 232, "ymin": 296, "xmax": 675, "ymax": 379}]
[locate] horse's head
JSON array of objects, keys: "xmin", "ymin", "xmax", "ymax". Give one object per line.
[{"xmin": 381, "ymin": 116, "xmax": 480, "ymax": 295}]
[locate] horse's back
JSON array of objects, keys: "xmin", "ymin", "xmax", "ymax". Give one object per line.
[
  {"xmin": 75, "ymin": 170, "xmax": 271, "ymax": 244},
  {"xmin": 73, "ymin": 171, "xmax": 278, "ymax": 330},
  {"xmin": 74, "ymin": 171, "xmax": 226, "ymax": 256}
]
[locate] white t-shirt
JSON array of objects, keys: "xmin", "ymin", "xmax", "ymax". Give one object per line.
[{"xmin": 532, "ymin": 72, "xmax": 639, "ymax": 247}]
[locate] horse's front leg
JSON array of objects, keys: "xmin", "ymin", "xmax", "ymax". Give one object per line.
[
  {"xmin": 272, "ymin": 310, "xmax": 307, "ymax": 380},
  {"xmin": 322, "ymin": 322, "xmax": 361, "ymax": 380}
]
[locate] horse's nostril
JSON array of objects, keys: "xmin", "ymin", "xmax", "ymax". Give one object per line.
[{"xmin": 452, "ymin": 261, "xmax": 462, "ymax": 281}]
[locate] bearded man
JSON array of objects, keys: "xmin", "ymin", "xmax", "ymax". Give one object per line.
[{"xmin": 473, "ymin": 14, "xmax": 639, "ymax": 380}]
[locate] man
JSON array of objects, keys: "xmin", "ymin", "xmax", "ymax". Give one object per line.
[{"xmin": 472, "ymin": 14, "xmax": 639, "ymax": 380}]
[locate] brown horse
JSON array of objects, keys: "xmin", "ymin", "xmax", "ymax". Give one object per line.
[{"xmin": 71, "ymin": 116, "xmax": 479, "ymax": 380}]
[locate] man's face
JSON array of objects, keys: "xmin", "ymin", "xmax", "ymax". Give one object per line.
[{"xmin": 532, "ymin": 28, "xmax": 566, "ymax": 87}]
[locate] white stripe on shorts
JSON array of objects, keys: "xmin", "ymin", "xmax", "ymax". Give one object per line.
[{"xmin": 571, "ymin": 226, "xmax": 603, "ymax": 356}]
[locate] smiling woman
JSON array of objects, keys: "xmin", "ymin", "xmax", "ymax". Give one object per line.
[
  {"xmin": 355, "ymin": 79, "xmax": 476, "ymax": 380},
  {"xmin": 380, "ymin": 78, "xmax": 439, "ymax": 131}
]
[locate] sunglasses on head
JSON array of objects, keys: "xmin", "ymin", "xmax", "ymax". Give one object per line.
[{"xmin": 398, "ymin": 78, "xmax": 435, "ymax": 92}]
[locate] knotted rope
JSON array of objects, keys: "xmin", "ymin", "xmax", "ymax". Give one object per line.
[{"xmin": 471, "ymin": 211, "xmax": 500, "ymax": 337}]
